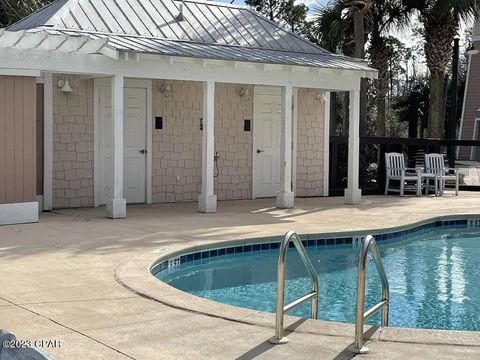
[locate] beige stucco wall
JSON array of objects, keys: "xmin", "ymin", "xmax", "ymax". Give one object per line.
[
  {"xmin": 296, "ymin": 89, "xmax": 325, "ymax": 197},
  {"xmin": 152, "ymin": 81, "xmax": 253, "ymax": 203},
  {"xmin": 52, "ymin": 76, "xmax": 94, "ymax": 208}
]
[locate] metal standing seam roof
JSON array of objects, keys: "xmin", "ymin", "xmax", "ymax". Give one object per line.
[
  {"xmin": 31, "ymin": 28, "xmax": 373, "ymax": 71},
  {"xmin": 6, "ymin": 0, "xmax": 376, "ymax": 73}
]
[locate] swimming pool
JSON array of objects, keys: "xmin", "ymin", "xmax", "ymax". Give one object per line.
[{"xmin": 153, "ymin": 218, "xmax": 480, "ymax": 331}]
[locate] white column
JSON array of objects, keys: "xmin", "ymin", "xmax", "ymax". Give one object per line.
[
  {"xmin": 43, "ymin": 73, "xmax": 53, "ymax": 211},
  {"xmin": 106, "ymin": 74, "xmax": 126, "ymax": 218},
  {"xmin": 323, "ymin": 92, "xmax": 330, "ymax": 197},
  {"xmin": 344, "ymin": 90, "xmax": 362, "ymax": 205},
  {"xmin": 198, "ymin": 80, "xmax": 217, "ymax": 213},
  {"xmin": 276, "ymin": 85, "xmax": 294, "ymax": 208}
]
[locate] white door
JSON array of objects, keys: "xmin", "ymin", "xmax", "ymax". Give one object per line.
[
  {"xmin": 253, "ymin": 86, "xmax": 282, "ymax": 198},
  {"xmin": 123, "ymin": 88, "xmax": 147, "ymax": 203},
  {"xmin": 98, "ymin": 85, "xmax": 147, "ymax": 204}
]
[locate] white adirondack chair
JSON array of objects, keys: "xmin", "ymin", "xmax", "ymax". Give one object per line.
[
  {"xmin": 424, "ymin": 153, "xmax": 459, "ymax": 196},
  {"xmin": 385, "ymin": 152, "xmax": 421, "ymax": 196}
]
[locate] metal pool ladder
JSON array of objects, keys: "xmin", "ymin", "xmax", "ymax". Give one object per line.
[
  {"xmin": 269, "ymin": 230, "xmax": 319, "ymax": 344},
  {"xmin": 348, "ymin": 235, "xmax": 390, "ymax": 354}
]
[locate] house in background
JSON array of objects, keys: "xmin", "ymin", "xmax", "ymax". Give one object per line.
[
  {"xmin": 0, "ymin": 0, "xmax": 375, "ymax": 225},
  {"xmin": 459, "ymin": 20, "xmax": 480, "ymax": 160}
]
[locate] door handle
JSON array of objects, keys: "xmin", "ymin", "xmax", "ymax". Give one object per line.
[
  {"xmin": 139, "ymin": 149, "xmax": 147, "ymax": 154},
  {"xmin": 256, "ymin": 149, "xmax": 264, "ymax": 154}
]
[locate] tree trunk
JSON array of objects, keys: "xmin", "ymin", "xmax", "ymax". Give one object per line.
[
  {"xmin": 376, "ymin": 96, "xmax": 386, "ymax": 136},
  {"xmin": 330, "ymin": 92, "xmax": 337, "ymax": 135},
  {"xmin": 369, "ymin": 32, "xmax": 390, "ymax": 138},
  {"xmin": 343, "ymin": 91, "xmax": 349, "ymax": 136},
  {"xmin": 352, "ymin": 9, "xmax": 367, "ymax": 136},
  {"xmin": 359, "ymin": 79, "xmax": 368, "ymax": 136},
  {"xmin": 427, "ymin": 71, "xmax": 445, "ymax": 139}
]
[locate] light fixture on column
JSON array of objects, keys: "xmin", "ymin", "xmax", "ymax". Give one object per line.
[
  {"xmin": 315, "ymin": 92, "xmax": 327, "ymax": 104},
  {"xmin": 159, "ymin": 83, "xmax": 172, "ymax": 97},
  {"xmin": 239, "ymin": 87, "xmax": 250, "ymax": 100},
  {"xmin": 57, "ymin": 78, "xmax": 72, "ymax": 94}
]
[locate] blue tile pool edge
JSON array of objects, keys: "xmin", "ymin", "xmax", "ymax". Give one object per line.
[{"xmin": 150, "ymin": 217, "xmax": 478, "ymax": 276}]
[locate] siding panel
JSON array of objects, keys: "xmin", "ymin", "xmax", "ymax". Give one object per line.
[
  {"xmin": 36, "ymin": 84, "xmax": 44, "ymax": 196},
  {"xmin": 0, "ymin": 78, "xmax": 4, "ymax": 202},
  {"xmin": 459, "ymin": 41, "xmax": 480, "ymax": 159},
  {"xmin": 14, "ymin": 77, "xmax": 25, "ymax": 201},
  {"xmin": 0, "ymin": 76, "xmax": 37, "ymax": 204},
  {"xmin": 24, "ymin": 78, "xmax": 36, "ymax": 202},
  {"xmin": 5, "ymin": 77, "xmax": 15, "ymax": 203}
]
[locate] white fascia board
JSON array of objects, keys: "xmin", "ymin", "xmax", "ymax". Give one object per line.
[
  {"xmin": 0, "ymin": 47, "xmax": 363, "ymax": 90},
  {"xmin": 0, "ymin": 68, "xmax": 41, "ymax": 77},
  {"xmin": 120, "ymin": 56, "xmax": 362, "ymax": 91},
  {"xmin": 0, "ymin": 48, "xmax": 116, "ymax": 75},
  {"xmin": 0, "ymin": 202, "xmax": 38, "ymax": 225},
  {"xmin": 139, "ymin": 53, "xmax": 369, "ymax": 86}
]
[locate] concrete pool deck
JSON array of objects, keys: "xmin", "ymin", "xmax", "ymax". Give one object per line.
[{"xmin": 1, "ymin": 193, "xmax": 480, "ymax": 359}]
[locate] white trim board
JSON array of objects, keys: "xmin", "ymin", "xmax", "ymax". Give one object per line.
[
  {"xmin": 94, "ymin": 78, "xmax": 153, "ymax": 206},
  {"xmin": 292, "ymin": 87, "xmax": 298, "ymax": 194},
  {"xmin": 470, "ymin": 118, "xmax": 480, "ymax": 160},
  {"xmin": 0, "ymin": 202, "xmax": 38, "ymax": 225},
  {"xmin": 323, "ymin": 92, "xmax": 330, "ymax": 196},
  {"xmin": 458, "ymin": 56, "xmax": 472, "ymax": 142},
  {"xmin": 0, "ymin": 68, "xmax": 41, "ymax": 77},
  {"xmin": 43, "ymin": 73, "xmax": 53, "ymax": 211},
  {"xmin": 0, "ymin": 48, "xmax": 365, "ymax": 91}
]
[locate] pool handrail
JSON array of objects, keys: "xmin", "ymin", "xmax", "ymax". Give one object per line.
[
  {"xmin": 348, "ymin": 235, "xmax": 390, "ymax": 354},
  {"xmin": 269, "ymin": 230, "xmax": 319, "ymax": 344}
]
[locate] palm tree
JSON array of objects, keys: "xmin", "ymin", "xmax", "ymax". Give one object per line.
[
  {"xmin": 311, "ymin": 1, "xmax": 373, "ymax": 135},
  {"xmin": 310, "ymin": 2, "xmax": 356, "ymax": 135},
  {"xmin": 404, "ymin": 0, "xmax": 480, "ymax": 139},
  {"xmin": 310, "ymin": 1, "xmax": 356, "ymax": 55},
  {"xmin": 313, "ymin": 1, "xmax": 409, "ymax": 137},
  {"xmin": 367, "ymin": 0, "xmax": 411, "ymax": 137},
  {"xmin": 347, "ymin": 1, "xmax": 369, "ymax": 137}
]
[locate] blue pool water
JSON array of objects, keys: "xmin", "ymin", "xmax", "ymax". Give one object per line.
[{"xmin": 156, "ymin": 223, "xmax": 480, "ymax": 331}]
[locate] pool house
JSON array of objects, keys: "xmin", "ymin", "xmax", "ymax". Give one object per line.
[{"xmin": 0, "ymin": 0, "xmax": 375, "ymax": 225}]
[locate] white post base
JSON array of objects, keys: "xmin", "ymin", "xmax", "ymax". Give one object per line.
[
  {"xmin": 276, "ymin": 191, "xmax": 295, "ymax": 209},
  {"xmin": 198, "ymin": 194, "xmax": 217, "ymax": 213},
  {"xmin": 344, "ymin": 188, "xmax": 362, "ymax": 205},
  {"xmin": 106, "ymin": 198, "xmax": 127, "ymax": 219}
]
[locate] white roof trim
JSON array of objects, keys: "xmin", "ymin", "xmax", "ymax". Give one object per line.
[
  {"xmin": 0, "ymin": 30, "xmax": 118, "ymax": 59},
  {"xmin": 0, "ymin": 68, "xmax": 41, "ymax": 77}
]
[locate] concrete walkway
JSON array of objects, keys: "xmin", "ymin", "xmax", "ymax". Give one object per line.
[{"xmin": 1, "ymin": 194, "xmax": 480, "ymax": 359}]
